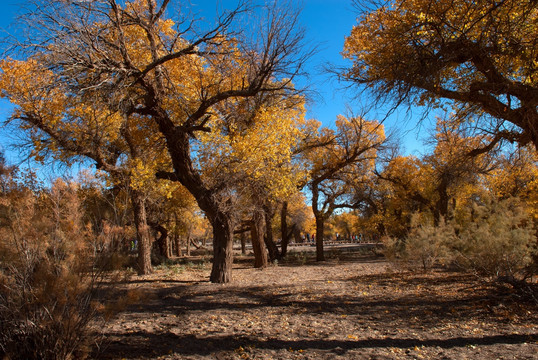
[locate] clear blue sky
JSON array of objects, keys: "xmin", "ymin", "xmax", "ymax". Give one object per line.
[{"xmin": 0, "ymin": 0, "xmax": 428, "ymax": 169}]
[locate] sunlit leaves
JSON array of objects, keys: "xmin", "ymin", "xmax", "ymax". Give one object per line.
[
  {"xmin": 344, "ymin": 0, "xmax": 538, "ymax": 148},
  {"xmin": 484, "ymin": 146, "xmax": 538, "ymax": 221},
  {"xmin": 198, "ymin": 94, "xmax": 308, "ymax": 202}
]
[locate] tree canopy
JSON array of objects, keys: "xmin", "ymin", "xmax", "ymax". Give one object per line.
[
  {"xmin": 344, "ymin": 0, "xmax": 538, "ymax": 150},
  {"xmin": 0, "ymin": 0, "xmax": 311, "ymax": 282}
]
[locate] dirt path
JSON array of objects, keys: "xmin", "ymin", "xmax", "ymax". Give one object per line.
[{"xmin": 92, "ymin": 251, "xmax": 538, "ymax": 359}]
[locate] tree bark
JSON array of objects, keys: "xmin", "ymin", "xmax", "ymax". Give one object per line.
[
  {"xmin": 280, "ymin": 201, "xmax": 289, "ymax": 257},
  {"xmin": 209, "ymin": 213, "xmax": 235, "ymax": 283},
  {"xmin": 174, "ymin": 235, "xmax": 182, "ymax": 257},
  {"xmin": 263, "ymin": 204, "xmax": 280, "ymax": 262},
  {"xmin": 131, "ymin": 190, "xmax": 152, "ymax": 275},
  {"xmin": 250, "ymin": 211, "xmax": 268, "ymax": 268},
  {"xmin": 315, "ymin": 215, "xmax": 325, "ymax": 262},
  {"xmin": 311, "ymin": 184, "xmax": 325, "ymax": 262},
  {"xmin": 240, "ymin": 231, "xmax": 247, "ymax": 255},
  {"xmin": 151, "ymin": 223, "xmax": 170, "ymax": 259},
  {"xmin": 293, "ymin": 224, "xmax": 302, "ymax": 244},
  {"xmin": 434, "ymin": 177, "xmax": 450, "ymax": 225},
  {"xmin": 157, "ymin": 128, "xmax": 238, "ymax": 282},
  {"xmin": 186, "ymin": 234, "xmax": 191, "ymax": 256}
]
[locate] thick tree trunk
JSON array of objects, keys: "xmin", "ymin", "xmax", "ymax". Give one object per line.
[
  {"xmin": 435, "ymin": 178, "xmax": 450, "ymax": 226},
  {"xmin": 311, "ymin": 184, "xmax": 325, "ymax": 262},
  {"xmin": 315, "ymin": 215, "xmax": 325, "ymax": 262},
  {"xmin": 131, "ymin": 190, "xmax": 152, "ymax": 275},
  {"xmin": 158, "ymin": 124, "xmax": 236, "ymax": 283},
  {"xmin": 167, "ymin": 237, "xmax": 172, "ymax": 258},
  {"xmin": 209, "ymin": 213, "xmax": 234, "ymax": 283},
  {"xmin": 250, "ymin": 211, "xmax": 268, "ymax": 268},
  {"xmin": 263, "ymin": 205, "xmax": 280, "ymax": 262},
  {"xmin": 293, "ymin": 225, "xmax": 302, "ymax": 243},
  {"xmin": 173, "ymin": 213, "xmax": 182, "ymax": 257}
]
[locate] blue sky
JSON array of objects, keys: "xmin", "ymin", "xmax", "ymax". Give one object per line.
[{"xmin": 0, "ymin": 0, "xmax": 429, "ymax": 169}]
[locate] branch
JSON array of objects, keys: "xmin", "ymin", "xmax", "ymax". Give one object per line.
[
  {"xmin": 467, "ymin": 130, "xmax": 528, "ymax": 157},
  {"xmin": 155, "ymin": 170, "xmax": 178, "ymax": 181}
]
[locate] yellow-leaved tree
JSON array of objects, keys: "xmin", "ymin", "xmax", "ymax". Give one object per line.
[
  {"xmin": 197, "ymin": 92, "xmax": 308, "ymax": 267},
  {"xmin": 0, "ymin": 54, "xmax": 194, "ymax": 274},
  {"xmin": 484, "ymin": 145, "xmax": 538, "ymax": 223},
  {"xmin": 343, "ymin": 0, "xmax": 538, "ymax": 151},
  {"xmin": 1, "ymin": 0, "xmax": 310, "ymax": 282},
  {"xmin": 376, "ymin": 118, "xmax": 495, "ymax": 237},
  {"xmin": 302, "ymin": 115, "xmax": 385, "ymax": 261}
]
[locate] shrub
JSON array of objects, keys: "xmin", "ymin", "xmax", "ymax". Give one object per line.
[
  {"xmin": 383, "ymin": 215, "xmax": 456, "ymax": 271},
  {"xmin": 384, "ymin": 198, "xmax": 537, "ymax": 287},
  {"xmin": 452, "ymin": 197, "xmax": 537, "ymax": 282},
  {"xmin": 0, "ymin": 177, "xmax": 109, "ymax": 360},
  {"xmin": 403, "ymin": 216, "xmax": 456, "ymax": 270},
  {"xmin": 381, "ymin": 235, "xmax": 404, "ymax": 263}
]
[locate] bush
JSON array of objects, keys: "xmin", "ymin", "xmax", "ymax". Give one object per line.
[
  {"xmin": 383, "ymin": 215, "xmax": 455, "ymax": 271},
  {"xmin": 453, "ymin": 197, "xmax": 537, "ymax": 282},
  {"xmin": 404, "ymin": 216, "xmax": 456, "ymax": 270},
  {"xmin": 0, "ymin": 177, "xmax": 110, "ymax": 360},
  {"xmin": 384, "ymin": 198, "xmax": 537, "ymax": 285}
]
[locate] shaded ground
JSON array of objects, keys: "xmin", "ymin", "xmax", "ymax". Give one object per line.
[{"xmin": 92, "ymin": 249, "xmax": 538, "ymax": 359}]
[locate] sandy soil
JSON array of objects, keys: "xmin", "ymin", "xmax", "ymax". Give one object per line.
[{"xmin": 91, "ymin": 248, "xmax": 538, "ymax": 359}]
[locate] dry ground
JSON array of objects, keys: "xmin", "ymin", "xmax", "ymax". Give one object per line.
[{"xmin": 91, "ymin": 248, "xmax": 538, "ymax": 359}]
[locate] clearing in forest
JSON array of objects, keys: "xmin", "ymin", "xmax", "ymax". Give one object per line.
[{"xmin": 94, "ymin": 249, "xmax": 538, "ymax": 360}]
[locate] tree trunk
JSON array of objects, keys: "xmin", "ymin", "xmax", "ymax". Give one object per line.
[
  {"xmin": 173, "ymin": 213, "xmax": 182, "ymax": 257},
  {"xmin": 240, "ymin": 231, "xmax": 247, "ymax": 255},
  {"xmin": 158, "ymin": 125, "xmax": 236, "ymax": 283},
  {"xmin": 186, "ymin": 234, "xmax": 191, "ymax": 256},
  {"xmin": 209, "ymin": 213, "xmax": 235, "ymax": 283},
  {"xmin": 174, "ymin": 235, "xmax": 182, "ymax": 257},
  {"xmin": 293, "ymin": 225, "xmax": 302, "ymax": 243},
  {"xmin": 435, "ymin": 178, "xmax": 450, "ymax": 225},
  {"xmin": 151, "ymin": 223, "xmax": 169, "ymax": 259},
  {"xmin": 311, "ymin": 184, "xmax": 325, "ymax": 262},
  {"xmin": 131, "ymin": 190, "xmax": 152, "ymax": 275},
  {"xmin": 250, "ymin": 211, "xmax": 268, "ymax": 268},
  {"xmin": 280, "ymin": 201, "xmax": 289, "ymax": 257},
  {"xmin": 263, "ymin": 204, "xmax": 280, "ymax": 262},
  {"xmin": 315, "ymin": 215, "xmax": 325, "ymax": 262}
]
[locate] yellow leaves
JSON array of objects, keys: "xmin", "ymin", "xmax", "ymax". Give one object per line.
[
  {"xmin": 305, "ymin": 114, "xmax": 384, "ymax": 179},
  {"xmin": 130, "ymin": 157, "xmax": 155, "ymax": 190},
  {"xmin": 160, "ymin": 18, "xmax": 176, "ymax": 37},
  {"xmin": 0, "ymin": 58, "xmax": 66, "ymax": 123},
  {"xmin": 483, "ymin": 146, "xmax": 538, "ymax": 222},
  {"xmin": 197, "ymin": 94, "xmax": 307, "ymax": 201},
  {"xmin": 344, "ymin": 0, "xmax": 538, "ymax": 98}
]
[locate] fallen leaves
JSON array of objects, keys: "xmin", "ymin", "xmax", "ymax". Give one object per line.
[{"xmin": 96, "ymin": 253, "xmax": 538, "ymax": 359}]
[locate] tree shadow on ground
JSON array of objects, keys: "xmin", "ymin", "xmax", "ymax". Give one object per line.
[
  {"xmin": 95, "ymin": 331, "xmax": 538, "ymax": 359},
  {"xmin": 93, "ymin": 254, "xmax": 537, "ymax": 359},
  {"xmin": 120, "ymin": 280, "xmax": 496, "ymax": 328},
  {"xmin": 276, "ymin": 251, "xmax": 385, "ymax": 268},
  {"xmin": 105, "ymin": 268, "xmax": 515, "ymax": 327}
]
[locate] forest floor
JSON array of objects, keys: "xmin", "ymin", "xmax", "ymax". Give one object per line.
[{"xmin": 91, "ymin": 246, "xmax": 538, "ymax": 360}]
